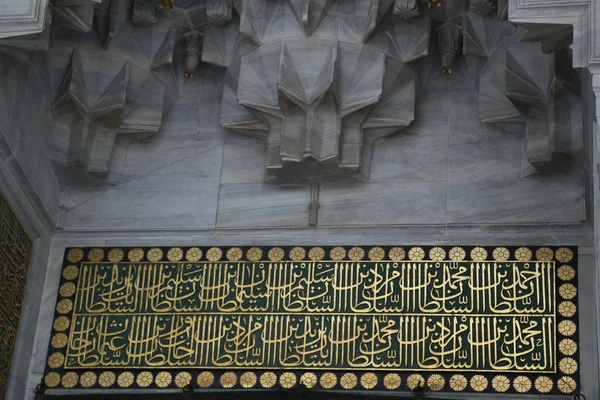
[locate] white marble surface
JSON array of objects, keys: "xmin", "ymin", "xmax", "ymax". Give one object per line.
[{"xmin": 0, "ymin": 0, "xmax": 48, "ymax": 38}]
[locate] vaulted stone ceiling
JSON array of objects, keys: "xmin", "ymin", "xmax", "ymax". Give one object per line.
[{"xmin": 0, "ymin": 0, "xmax": 582, "ymax": 183}]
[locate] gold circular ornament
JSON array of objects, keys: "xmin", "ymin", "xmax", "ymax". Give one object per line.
[
  {"xmin": 513, "ymin": 376, "xmax": 531, "ymax": 393},
  {"xmin": 128, "ymin": 248, "xmax": 144, "ymax": 262},
  {"xmin": 136, "ymin": 371, "xmax": 153, "ymax": 387},
  {"xmin": 319, "ymin": 372, "xmax": 336, "ymax": 389},
  {"xmin": 59, "ymin": 282, "xmax": 76, "ymax": 298},
  {"xmin": 408, "ymin": 247, "xmax": 425, "ymax": 261},
  {"xmin": 227, "ymin": 247, "xmax": 243, "ymax": 261},
  {"xmin": 247, "ymin": 247, "xmax": 263, "ymax": 261},
  {"xmin": 62, "ymin": 372, "xmax": 78, "ymax": 388},
  {"xmin": 51, "ymin": 333, "xmax": 68, "ymax": 349},
  {"xmin": 167, "ymin": 247, "xmax": 183, "ymax": 262},
  {"xmin": 559, "ymin": 283, "xmax": 577, "ymax": 299},
  {"xmin": 67, "ymin": 248, "xmax": 84, "ymax": 263},
  {"xmin": 289, "ymin": 247, "xmax": 306, "ymax": 261},
  {"xmin": 300, "ymin": 372, "xmax": 317, "ymax": 388},
  {"xmin": 155, "ymin": 371, "xmax": 172, "ymax": 388},
  {"xmin": 206, "ymin": 247, "xmax": 223, "ymax": 262},
  {"xmin": 98, "ymin": 371, "xmax": 116, "ymax": 387},
  {"xmin": 197, "ymin": 372, "xmax": 214, "ymax": 388},
  {"xmin": 56, "ymin": 299, "xmax": 73, "ymax": 314},
  {"xmin": 559, "ymin": 357, "xmax": 578, "ymax": 374},
  {"xmin": 427, "ymin": 374, "xmax": 444, "ymax": 391},
  {"xmin": 492, "ymin": 247, "xmax": 510, "ymax": 261},
  {"xmin": 470, "ymin": 375, "xmax": 488, "ymax": 392},
  {"xmin": 308, "ymin": 247, "xmax": 325, "ymax": 261},
  {"xmin": 107, "ymin": 248, "xmax": 124, "ymax": 262},
  {"xmin": 470, "ymin": 247, "xmax": 488, "ymax": 261},
  {"xmin": 557, "ymin": 265, "xmax": 576, "ymax": 281},
  {"xmin": 53, "ymin": 316, "xmax": 70, "ymax": 331},
  {"xmin": 557, "ymin": 376, "xmax": 576, "ymax": 393},
  {"xmin": 45, "ymin": 372, "xmax": 61, "ymax": 388},
  {"xmin": 536, "ymin": 247, "xmax": 554, "ymax": 261},
  {"xmin": 348, "ymin": 247, "xmax": 365, "ymax": 261},
  {"xmin": 360, "ymin": 372, "xmax": 378, "ymax": 389},
  {"xmin": 330, "ymin": 246, "xmax": 346, "ymax": 261},
  {"xmin": 383, "ymin": 373, "xmax": 401, "ymax": 390},
  {"xmin": 558, "ymin": 301, "xmax": 577, "ymax": 317},
  {"xmin": 559, "ymin": 320, "xmax": 577, "ymax": 336},
  {"xmin": 280, "ymin": 372, "xmax": 297, "ymax": 388},
  {"xmin": 556, "ymin": 247, "xmax": 574, "ymax": 263},
  {"xmin": 368, "ymin": 247, "xmax": 385, "ymax": 261},
  {"xmin": 449, "ymin": 247, "xmax": 466, "ymax": 261},
  {"xmin": 118, "ymin": 372, "xmax": 134, "ymax": 388},
  {"xmin": 559, "ymin": 339, "xmax": 577, "ymax": 355},
  {"xmin": 62, "ymin": 265, "xmax": 79, "ymax": 280},
  {"xmin": 449, "ymin": 374, "xmax": 467, "ymax": 391},
  {"xmin": 515, "ymin": 247, "xmax": 532, "ymax": 261},
  {"xmin": 175, "ymin": 372, "xmax": 192, "ymax": 388},
  {"xmin": 340, "ymin": 373, "xmax": 357, "ymax": 389},
  {"xmin": 88, "ymin": 248, "xmax": 104, "ymax": 262},
  {"xmin": 47, "ymin": 352, "xmax": 65, "ymax": 368},
  {"xmin": 220, "ymin": 372, "xmax": 237, "ymax": 388},
  {"xmin": 240, "ymin": 372, "xmax": 257, "ymax": 388},
  {"xmin": 186, "ymin": 247, "xmax": 203, "ymax": 262},
  {"xmin": 492, "ymin": 375, "xmax": 510, "ymax": 392},
  {"xmin": 429, "ymin": 247, "xmax": 446, "ymax": 262},
  {"xmin": 406, "ymin": 374, "xmax": 424, "ymax": 390},
  {"xmin": 80, "ymin": 372, "xmax": 97, "ymax": 388},
  {"xmin": 260, "ymin": 372, "xmax": 277, "ymax": 388},
  {"xmin": 388, "ymin": 247, "xmax": 405, "ymax": 261},
  {"xmin": 147, "ymin": 248, "xmax": 163, "ymax": 262},
  {"xmin": 268, "ymin": 247, "xmax": 285, "ymax": 261},
  {"xmin": 535, "ymin": 376, "xmax": 553, "ymax": 393}
]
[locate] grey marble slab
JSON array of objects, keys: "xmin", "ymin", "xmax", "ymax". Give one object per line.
[
  {"xmin": 318, "ymin": 180, "xmax": 447, "ymax": 226},
  {"xmin": 221, "ymin": 139, "xmax": 266, "ymax": 184},
  {"xmin": 216, "ymin": 183, "xmax": 310, "ymax": 228}
]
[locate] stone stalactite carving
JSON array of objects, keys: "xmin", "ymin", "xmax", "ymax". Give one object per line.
[
  {"xmin": 201, "ymin": 0, "xmax": 428, "ymax": 182},
  {"xmin": 132, "ymin": 0, "xmax": 161, "ymax": 26},
  {"xmin": 185, "ymin": 32, "xmax": 203, "ymax": 77},
  {"xmin": 206, "ymin": 0, "xmax": 234, "ymax": 25},
  {"xmin": 393, "ymin": 0, "xmax": 419, "ymax": 19},
  {"xmin": 469, "ymin": 0, "xmax": 495, "ymax": 15}
]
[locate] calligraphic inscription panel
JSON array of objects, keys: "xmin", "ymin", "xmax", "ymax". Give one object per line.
[
  {"xmin": 0, "ymin": 192, "xmax": 33, "ymax": 400},
  {"xmin": 45, "ymin": 246, "xmax": 579, "ymax": 396}
]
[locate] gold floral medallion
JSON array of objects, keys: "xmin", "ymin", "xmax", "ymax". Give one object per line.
[
  {"xmin": 197, "ymin": 372, "xmax": 214, "ymax": 388},
  {"xmin": 300, "ymin": 372, "xmax": 317, "ymax": 388},
  {"xmin": 62, "ymin": 265, "xmax": 79, "ymax": 280},
  {"xmin": 408, "ymin": 247, "xmax": 425, "ymax": 261},
  {"xmin": 107, "ymin": 248, "xmax": 124, "ymax": 262},
  {"xmin": 319, "ymin": 372, "xmax": 336, "ymax": 389},
  {"xmin": 289, "ymin": 247, "xmax": 306, "ymax": 261},
  {"xmin": 240, "ymin": 372, "xmax": 257, "ymax": 388},
  {"xmin": 59, "ymin": 282, "xmax": 76, "ymax": 298},
  {"xmin": 67, "ymin": 248, "xmax": 84, "ymax": 263},
  {"xmin": 558, "ymin": 320, "xmax": 577, "ymax": 336},
  {"xmin": 136, "ymin": 371, "xmax": 153, "ymax": 387},
  {"xmin": 56, "ymin": 298, "xmax": 73, "ymax": 314},
  {"xmin": 348, "ymin": 247, "xmax": 365, "ymax": 261},
  {"xmin": 491, "ymin": 375, "xmax": 509, "ymax": 392},
  {"xmin": 557, "ymin": 265, "xmax": 576, "ymax": 281},
  {"xmin": 559, "ymin": 338, "xmax": 577, "ymax": 355},
  {"xmin": 128, "ymin": 248, "xmax": 144, "ymax": 262},
  {"xmin": 383, "ymin": 373, "xmax": 401, "ymax": 390},
  {"xmin": 61, "ymin": 372, "xmax": 78, "ymax": 388},
  {"xmin": 557, "ymin": 376, "xmax": 576, "ymax": 393},
  {"xmin": 260, "ymin": 372, "xmax": 277, "ymax": 388},
  {"xmin": 174, "ymin": 372, "xmax": 192, "ymax": 388},
  {"xmin": 513, "ymin": 376, "xmax": 531, "ymax": 393},
  {"xmin": 206, "ymin": 247, "xmax": 222, "ymax": 261},
  {"xmin": 368, "ymin": 247, "xmax": 385, "ymax": 261},
  {"xmin": 514, "ymin": 247, "xmax": 532, "ymax": 261},
  {"xmin": 388, "ymin": 247, "xmax": 405, "ymax": 261},
  {"xmin": 167, "ymin": 247, "xmax": 184, "ymax": 262},
  {"xmin": 80, "ymin": 372, "xmax": 97, "ymax": 388},
  {"xmin": 470, "ymin": 375, "xmax": 488, "ymax": 392},
  {"xmin": 308, "ymin": 247, "xmax": 325, "ymax": 261},
  {"xmin": 536, "ymin": 247, "xmax": 554, "ymax": 261},
  {"xmin": 340, "ymin": 373, "xmax": 357, "ymax": 389},
  {"xmin": 246, "ymin": 247, "xmax": 263, "ymax": 261},
  {"xmin": 535, "ymin": 376, "xmax": 553, "ymax": 393},
  {"xmin": 280, "ymin": 372, "xmax": 297, "ymax": 388},
  {"xmin": 406, "ymin": 374, "xmax": 424, "ymax": 390},
  {"xmin": 98, "ymin": 371, "xmax": 116, "ymax": 387},
  {"xmin": 470, "ymin": 247, "xmax": 487, "ymax": 261},
  {"xmin": 87, "ymin": 248, "xmax": 104, "ymax": 262},
  {"xmin": 555, "ymin": 247, "xmax": 574, "ymax": 263},
  {"xmin": 427, "ymin": 374, "xmax": 444, "ymax": 391},
  {"xmin": 220, "ymin": 372, "xmax": 237, "ymax": 388},
  {"xmin": 558, "ymin": 301, "xmax": 577, "ymax": 317},
  {"xmin": 449, "ymin": 374, "xmax": 467, "ymax": 391},
  {"xmin": 448, "ymin": 247, "xmax": 465, "ymax": 261},
  {"xmin": 45, "ymin": 372, "xmax": 61, "ymax": 388},
  {"xmin": 155, "ymin": 371, "xmax": 172, "ymax": 388},
  {"xmin": 53, "ymin": 316, "xmax": 70, "ymax": 331},
  {"xmin": 559, "ymin": 283, "xmax": 577, "ymax": 299},
  {"xmin": 428, "ymin": 247, "xmax": 446, "ymax": 261},
  {"xmin": 51, "ymin": 333, "xmax": 68, "ymax": 349},
  {"xmin": 559, "ymin": 357, "xmax": 578, "ymax": 374},
  {"xmin": 47, "ymin": 352, "xmax": 65, "ymax": 368},
  {"xmin": 186, "ymin": 247, "xmax": 202, "ymax": 261},
  {"xmin": 329, "ymin": 246, "xmax": 346, "ymax": 261},
  {"xmin": 227, "ymin": 247, "xmax": 243, "ymax": 261},
  {"xmin": 147, "ymin": 248, "xmax": 163, "ymax": 262},
  {"xmin": 117, "ymin": 372, "xmax": 134, "ymax": 388},
  {"xmin": 268, "ymin": 247, "xmax": 285, "ymax": 261},
  {"xmin": 360, "ymin": 372, "xmax": 377, "ymax": 389},
  {"xmin": 492, "ymin": 247, "xmax": 509, "ymax": 261}
]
